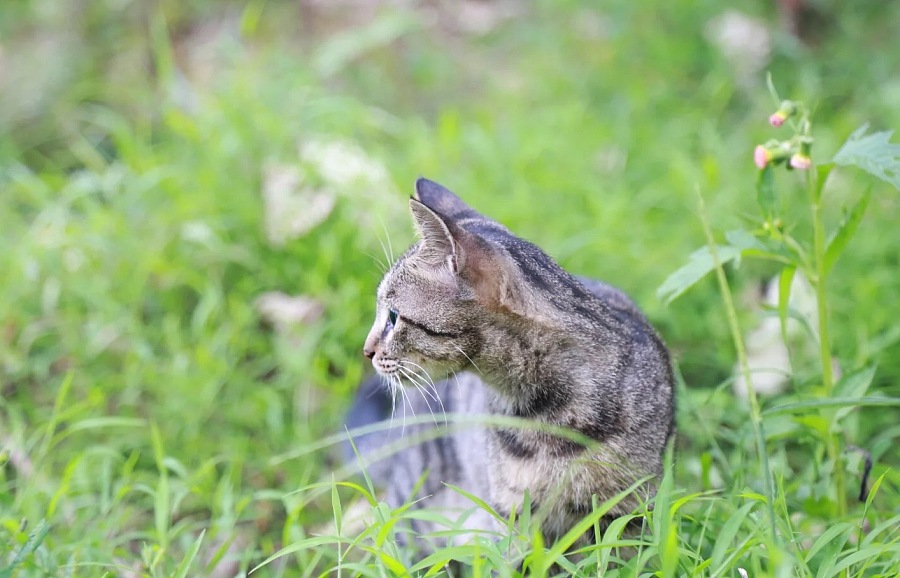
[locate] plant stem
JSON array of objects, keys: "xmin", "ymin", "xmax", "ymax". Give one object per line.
[
  {"xmin": 696, "ymin": 190, "xmax": 780, "ymax": 545},
  {"xmin": 808, "ymin": 169, "xmax": 846, "ymax": 516}
]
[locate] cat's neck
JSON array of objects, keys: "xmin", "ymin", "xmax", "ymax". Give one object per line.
[{"xmin": 476, "ymin": 318, "xmax": 616, "ymax": 418}]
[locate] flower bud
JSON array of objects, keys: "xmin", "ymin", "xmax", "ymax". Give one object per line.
[
  {"xmin": 754, "ymin": 141, "xmax": 791, "ymax": 169},
  {"xmin": 754, "ymin": 145, "xmax": 772, "ymax": 168},
  {"xmin": 769, "ymin": 101, "xmax": 798, "ymax": 127},
  {"xmin": 789, "ymin": 138, "xmax": 813, "ymax": 170},
  {"xmin": 789, "ymin": 154, "xmax": 811, "ymax": 170}
]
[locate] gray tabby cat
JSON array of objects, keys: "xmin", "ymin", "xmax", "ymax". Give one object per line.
[{"xmin": 345, "ymin": 177, "xmax": 674, "ymax": 551}]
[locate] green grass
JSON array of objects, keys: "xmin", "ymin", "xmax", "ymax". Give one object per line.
[{"xmin": 1, "ymin": 0, "xmax": 899, "ymax": 575}]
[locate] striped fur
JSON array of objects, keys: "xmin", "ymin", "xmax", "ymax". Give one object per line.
[{"xmin": 347, "ymin": 177, "xmax": 675, "ymax": 552}]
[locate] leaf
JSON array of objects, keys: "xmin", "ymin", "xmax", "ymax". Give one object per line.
[
  {"xmin": 173, "ymin": 530, "xmax": 205, "ymax": 578},
  {"xmin": 762, "ymin": 396, "xmax": 899, "ymax": 416},
  {"xmin": 251, "ymin": 536, "xmax": 353, "ymax": 573},
  {"xmin": 657, "ymin": 244, "xmax": 742, "ymax": 304},
  {"xmin": 756, "ymin": 165, "xmax": 776, "ymax": 218},
  {"xmin": 331, "ymin": 476, "xmax": 343, "ymax": 535},
  {"xmin": 862, "ymin": 511, "xmax": 900, "ymax": 547},
  {"xmin": 815, "ymin": 163, "xmax": 834, "ymax": 200},
  {"xmin": 365, "ymin": 546, "xmax": 410, "ymax": 575},
  {"xmin": 825, "ymin": 545, "xmax": 900, "ymax": 578},
  {"xmin": 766, "ymin": 73, "xmax": 780, "ymax": 103},
  {"xmin": 725, "ymin": 229, "xmax": 767, "ymax": 251},
  {"xmin": 824, "ymin": 188, "xmax": 871, "ymax": 276},
  {"xmin": 0, "ymin": 520, "xmax": 50, "ymax": 578},
  {"xmin": 442, "ymin": 483, "xmax": 507, "ymax": 525},
  {"xmin": 539, "ymin": 477, "xmax": 652, "ymax": 574},
  {"xmin": 832, "ymin": 366, "xmax": 877, "ymax": 421},
  {"xmin": 150, "ymin": 423, "xmax": 170, "ymax": 550},
  {"xmin": 863, "ymin": 470, "xmax": 887, "ymax": 510},
  {"xmin": 803, "ymin": 522, "xmax": 853, "ymax": 563},
  {"xmin": 710, "ymin": 503, "xmax": 755, "ymax": 574},
  {"xmin": 778, "ymin": 266, "xmax": 796, "ymax": 344},
  {"xmin": 832, "ymin": 124, "xmax": 900, "ymax": 190},
  {"xmin": 835, "ymin": 368, "xmax": 878, "ymax": 398}
]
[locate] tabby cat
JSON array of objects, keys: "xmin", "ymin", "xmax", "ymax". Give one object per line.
[{"xmin": 345, "ymin": 177, "xmax": 674, "ymax": 552}]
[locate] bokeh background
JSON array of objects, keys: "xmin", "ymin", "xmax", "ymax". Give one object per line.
[{"xmin": 1, "ymin": 0, "xmax": 898, "ymax": 574}]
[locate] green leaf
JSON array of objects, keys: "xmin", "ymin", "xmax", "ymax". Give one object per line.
[
  {"xmin": 725, "ymin": 228, "xmax": 767, "ymax": 251},
  {"xmin": 778, "ymin": 266, "xmax": 796, "ymax": 345},
  {"xmin": 251, "ymin": 536, "xmax": 353, "ymax": 573},
  {"xmin": 539, "ymin": 477, "xmax": 652, "ymax": 574},
  {"xmin": 864, "ymin": 470, "xmax": 887, "ymax": 510},
  {"xmin": 832, "ymin": 366, "xmax": 877, "ymax": 421},
  {"xmin": 763, "ymin": 396, "xmax": 899, "ymax": 416},
  {"xmin": 442, "ymin": 483, "xmax": 507, "ymax": 525},
  {"xmin": 825, "ymin": 545, "xmax": 900, "ymax": 578},
  {"xmin": 862, "ymin": 512, "xmax": 900, "ymax": 547},
  {"xmin": 824, "ymin": 188, "xmax": 871, "ymax": 275},
  {"xmin": 803, "ymin": 522, "xmax": 853, "ymax": 563},
  {"xmin": 331, "ymin": 476, "xmax": 343, "ymax": 535},
  {"xmin": 832, "ymin": 124, "xmax": 900, "ymax": 190},
  {"xmin": 756, "ymin": 165, "xmax": 776, "ymax": 218},
  {"xmin": 150, "ymin": 423, "xmax": 171, "ymax": 550},
  {"xmin": 766, "ymin": 72, "xmax": 781, "ymax": 104},
  {"xmin": 173, "ymin": 530, "xmax": 205, "ymax": 578},
  {"xmin": 657, "ymin": 244, "xmax": 742, "ymax": 304},
  {"xmin": 710, "ymin": 502, "xmax": 755, "ymax": 574},
  {"xmin": 0, "ymin": 520, "xmax": 50, "ymax": 578},
  {"xmin": 365, "ymin": 546, "xmax": 410, "ymax": 575},
  {"xmin": 815, "ymin": 163, "xmax": 834, "ymax": 200}
]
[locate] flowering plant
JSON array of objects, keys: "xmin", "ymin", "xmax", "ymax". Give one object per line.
[{"xmin": 659, "ymin": 78, "xmax": 900, "ymax": 522}]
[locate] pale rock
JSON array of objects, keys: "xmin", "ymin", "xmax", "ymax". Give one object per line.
[
  {"xmin": 255, "ymin": 292, "xmax": 324, "ymax": 330},
  {"xmin": 261, "ymin": 163, "xmax": 337, "ymax": 247},
  {"xmin": 733, "ymin": 271, "xmax": 817, "ymax": 399},
  {"xmin": 705, "ymin": 11, "xmax": 771, "ymax": 87}
]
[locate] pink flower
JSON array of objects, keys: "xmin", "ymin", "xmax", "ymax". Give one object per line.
[
  {"xmin": 790, "ymin": 153, "xmax": 812, "ymax": 170},
  {"xmin": 768, "ymin": 101, "xmax": 797, "ymax": 127},
  {"xmin": 754, "ymin": 145, "xmax": 772, "ymax": 169}
]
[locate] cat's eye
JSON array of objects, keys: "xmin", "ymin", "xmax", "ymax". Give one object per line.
[{"xmin": 388, "ymin": 308, "xmax": 399, "ymax": 326}]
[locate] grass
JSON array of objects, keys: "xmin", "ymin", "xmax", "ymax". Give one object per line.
[{"xmin": 1, "ymin": 0, "xmax": 899, "ymax": 575}]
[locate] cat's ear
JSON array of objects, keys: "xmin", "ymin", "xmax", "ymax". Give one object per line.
[
  {"xmin": 409, "ymin": 196, "xmax": 527, "ymax": 313},
  {"xmin": 409, "ymin": 198, "xmax": 462, "ymax": 273},
  {"xmin": 414, "ymin": 177, "xmax": 480, "ymax": 220},
  {"xmin": 410, "ymin": 198, "xmax": 527, "ymax": 312}
]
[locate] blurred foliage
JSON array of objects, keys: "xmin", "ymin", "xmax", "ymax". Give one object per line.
[{"xmin": 1, "ymin": 0, "xmax": 898, "ymax": 574}]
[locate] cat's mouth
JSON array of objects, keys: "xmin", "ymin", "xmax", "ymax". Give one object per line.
[
  {"xmin": 374, "ymin": 356, "xmax": 442, "ymax": 389},
  {"xmin": 373, "ymin": 357, "xmax": 399, "ymax": 375}
]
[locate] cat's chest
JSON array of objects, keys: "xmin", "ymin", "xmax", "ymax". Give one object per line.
[
  {"xmin": 485, "ymin": 435, "xmax": 627, "ymax": 529},
  {"xmin": 487, "ymin": 437, "xmax": 579, "ymax": 510}
]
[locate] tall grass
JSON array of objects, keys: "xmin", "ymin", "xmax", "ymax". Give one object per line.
[{"xmin": 1, "ymin": 0, "xmax": 898, "ymax": 576}]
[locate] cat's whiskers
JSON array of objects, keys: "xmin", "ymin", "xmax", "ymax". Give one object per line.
[
  {"xmin": 398, "ymin": 366, "xmax": 439, "ymax": 403},
  {"xmin": 398, "ymin": 366, "xmax": 439, "ymax": 425},
  {"xmin": 364, "ymin": 251, "xmax": 389, "ymax": 275},
  {"xmin": 398, "ymin": 360, "xmax": 436, "ymax": 387},
  {"xmin": 398, "ymin": 362, "xmax": 446, "ymax": 416},
  {"xmin": 380, "ymin": 373, "xmax": 398, "ymax": 432},
  {"xmin": 377, "ymin": 216, "xmax": 396, "ymax": 263},
  {"xmin": 452, "ymin": 344, "xmax": 483, "ymax": 376},
  {"xmin": 398, "ymin": 361, "xmax": 443, "ymax": 409},
  {"xmin": 393, "ymin": 373, "xmax": 414, "ymax": 436}
]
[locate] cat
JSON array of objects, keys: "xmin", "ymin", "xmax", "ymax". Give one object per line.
[{"xmin": 344, "ymin": 177, "xmax": 674, "ymax": 554}]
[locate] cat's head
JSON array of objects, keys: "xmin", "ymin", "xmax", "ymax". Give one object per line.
[{"xmin": 363, "ymin": 178, "xmax": 537, "ymax": 383}]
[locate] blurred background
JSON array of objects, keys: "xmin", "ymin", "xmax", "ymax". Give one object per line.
[{"xmin": 1, "ymin": 0, "xmax": 898, "ymax": 574}]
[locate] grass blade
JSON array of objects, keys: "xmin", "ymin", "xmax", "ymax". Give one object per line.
[
  {"xmin": 173, "ymin": 529, "xmax": 206, "ymax": 578},
  {"xmin": 824, "ymin": 188, "xmax": 871, "ymax": 275}
]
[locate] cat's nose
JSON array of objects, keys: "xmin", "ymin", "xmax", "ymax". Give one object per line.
[{"xmin": 363, "ymin": 347, "xmax": 376, "ymax": 359}]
